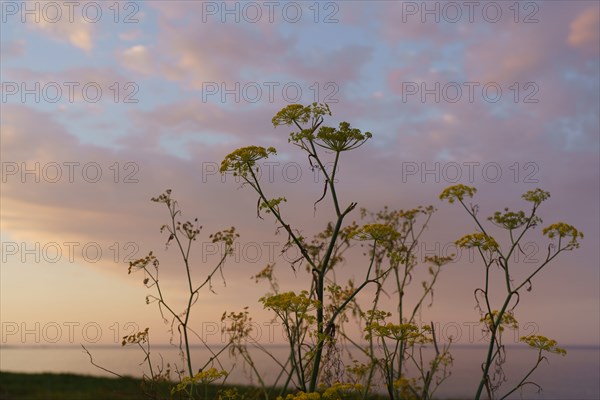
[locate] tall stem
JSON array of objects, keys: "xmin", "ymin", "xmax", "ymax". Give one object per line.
[{"xmin": 475, "ymin": 293, "xmax": 514, "ymax": 399}]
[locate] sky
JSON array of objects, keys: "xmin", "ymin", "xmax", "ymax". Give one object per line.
[{"xmin": 0, "ymin": 0, "xmax": 599, "ymax": 356}]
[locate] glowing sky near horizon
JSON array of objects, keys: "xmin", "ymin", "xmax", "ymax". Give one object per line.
[{"xmin": 0, "ymin": 1, "xmax": 598, "ymax": 352}]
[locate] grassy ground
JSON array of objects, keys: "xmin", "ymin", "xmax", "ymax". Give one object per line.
[
  {"xmin": 0, "ymin": 371, "xmax": 272, "ymax": 400},
  {"xmin": 0, "ymin": 371, "xmax": 157, "ymax": 400},
  {"xmin": 0, "ymin": 371, "xmax": 468, "ymax": 399}
]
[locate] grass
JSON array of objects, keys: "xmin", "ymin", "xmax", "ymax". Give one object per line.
[
  {"xmin": 0, "ymin": 371, "xmax": 272, "ymax": 400},
  {"xmin": 0, "ymin": 371, "xmax": 154, "ymax": 400},
  {"xmin": 0, "ymin": 371, "xmax": 471, "ymax": 399}
]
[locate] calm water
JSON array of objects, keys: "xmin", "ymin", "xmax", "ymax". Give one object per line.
[{"xmin": 1, "ymin": 345, "xmax": 598, "ymax": 399}]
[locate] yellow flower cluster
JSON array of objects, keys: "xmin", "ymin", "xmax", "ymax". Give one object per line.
[
  {"xmin": 315, "ymin": 122, "xmax": 372, "ymax": 152},
  {"xmin": 278, "ymin": 392, "xmax": 321, "ymax": 400},
  {"xmin": 260, "ymin": 197, "xmax": 287, "ymax": 213},
  {"xmin": 272, "ymin": 103, "xmax": 331, "ymax": 127},
  {"xmin": 260, "ymin": 291, "xmax": 320, "ymax": 322},
  {"xmin": 365, "ymin": 322, "xmax": 432, "ymax": 344},
  {"xmin": 351, "ymin": 223, "xmax": 399, "ymax": 241},
  {"xmin": 321, "ymin": 382, "xmax": 363, "ymax": 399},
  {"xmin": 220, "ymin": 146, "xmax": 277, "ymax": 177},
  {"xmin": 277, "ymin": 382, "xmax": 362, "ymax": 400},
  {"xmin": 345, "ymin": 360, "xmax": 370, "ymax": 380},
  {"xmin": 171, "ymin": 368, "xmax": 228, "ymax": 394},
  {"xmin": 439, "ymin": 184, "xmax": 477, "ymax": 203},
  {"xmin": 520, "ymin": 335, "xmax": 567, "ymax": 355},
  {"xmin": 543, "ymin": 222, "xmax": 583, "ymax": 248},
  {"xmin": 480, "ymin": 310, "xmax": 518, "ymax": 333},
  {"xmin": 393, "ymin": 377, "xmax": 421, "ymax": 400},
  {"xmin": 455, "ymin": 233, "xmax": 499, "ymax": 251},
  {"xmin": 209, "ymin": 227, "xmax": 239, "ymax": 247},
  {"xmin": 488, "ymin": 208, "xmax": 530, "ymax": 230},
  {"xmin": 521, "ymin": 188, "xmax": 550, "ymax": 205}
]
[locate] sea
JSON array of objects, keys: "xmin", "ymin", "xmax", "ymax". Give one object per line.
[{"xmin": 1, "ymin": 344, "xmax": 598, "ymax": 399}]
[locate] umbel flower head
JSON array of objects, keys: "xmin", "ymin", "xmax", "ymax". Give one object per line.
[
  {"xmin": 272, "ymin": 103, "xmax": 331, "ymax": 127},
  {"xmin": 488, "ymin": 208, "xmax": 534, "ymax": 230},
  {"xmin": 543, "ymin": 222, "xmax": 583, "ymax": 248},
  {"xmin": 520, "ymin": 334, "xmax": 567, "ymax": 355},
  {"xmin": 455, "ymin": 232, "xmax": 499, "ymax": 251},
  {"xmin": 316, "ymin": 122, "xmax": 372, "ymax": 152},
  {"xmin": 121, "ymin": 327, "xmax": 149, "ymax": 346},
  {"xmin": 521, "ymin": 188, "xmax": 550, "ymax": 206},
  {"xmin": 220, "ymin": 146, "xmax": 276, "ymax": 178},
  {"xmin": 480, "ymin": 310, "xmax": 518, "ymax": 332},
  {"xmin": 351, "ymin": 223, "xmax": 399, "ymax": 241},
  {"xmin": 172, "ymin": 368, "xmax": 228, "ymax": 395},
  {"xmin": 439, "ymin": 184, "xmax": 477, "ymax": 203}
]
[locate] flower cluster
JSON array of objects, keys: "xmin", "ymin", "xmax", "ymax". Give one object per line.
[
  {"xmin": 121, "ymin": 327, "xmax": 149, "ymax": 346},
  {"xmin": 277, "ymin": 382, "xmax": 362, "ymax": 400},
  {"xmin": 455, "ymin": 232, "xmax": 499, "ymax": 251},
  {"xmin": 278, "ymin": 392, "xmax": 321, "ymax": 400},
  {"xmin": 260, "ymin": 291, "xmax": 320, "ymax": 323},
  {"xmin": 315, "ymin": 122, "xmax": 372, "ymax": 152},
  {"xmin": 520, "ymin": 335, "xmax": 567, "ymax": 355},
  {"xmin": 521, "ymin": 188, "xmax": 550, "ymax": 206},
  {"xmin": 480, "ymin": 310, "xmax": 518, "ymax": 333},
  {"xmin": 439, "ymin": 184, "xmax": 477, "ymax": 203},
  {"xmin": 488, "ymin": 208, "xmax": 533, "ymax": 230},
  {"xmin": 260, "ymin": 197, "xmax": 287, "ymax": 213},
  {"xmin": 345, "ymin": 360, "xmax": 370, "ymax": 381},
  {"xmin": 151, "ymin": 189, "xmax": 172, "ymax": 205},
  {"xmin": 365, "ymin": 321, "xmax": 432, "ymax": 345},
  {"xmin": 128, "ymin": 252, "xmax": 158, "ymax": 275},
  {"xmin": 210, "ymin": 227, "xmax": 239, "ymax": 248},
  {"xmin": 221, "ymin": 307, "xmax": 253, "ymax": 346},
  {"xmin": 251, "ymin": 263, "xmax": 279, "ymax": 293},
  {"xmin": 273, "ymin": 103, "xmax": 372, "ymax": 154},
  {"xmin": 424, "ymin": 255, "xmax": 454, "ymax": 267},
  {"xmin": 393, "ymin": 377, "xmax": 422, "ymax": 400},
  {"xmin": 320, "ymin": 382, "xmax": 363, "ymax": 399},
  {"xmin": 220, "ymin": 146, "xmax": 277, "ymax": 178},
  {"xmin": 350, "ymin": 223, "xmax": 399, "ymax": 242},
  {"xmin": 177, "ymin": 219, "xmax": 201, "ymax": 240},
  {"xmin": 171, "ymin": 368, "xmax": 228, "ymax": 395},
  {"xmin": 272, "ymin": 103, "xmax": 331, "ymax": 127},
  {"xmin": 543, "ymin": 222, "xmax": 583, "ymax": 248}
]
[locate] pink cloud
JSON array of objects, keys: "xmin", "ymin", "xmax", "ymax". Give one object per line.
[
  {"xmin": 568, "ymin": 5, "xmax": 600, "ymax": 55},
  {"xmin": 2, "ymin": 1, "xmax": 597, "ymax": 349},
  {"xmin": 0, "ymin": 39, "xmax": 26, "ymax": 60}
]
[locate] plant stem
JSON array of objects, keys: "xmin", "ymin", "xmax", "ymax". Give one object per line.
[{"xmin": 475, "ymin": 293, "xmax": 514, "ymax": 399}]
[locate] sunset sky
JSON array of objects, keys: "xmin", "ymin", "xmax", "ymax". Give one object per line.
[{"xmin": 1, "ymin": 0, "xmax": 598, "ymax": 353}]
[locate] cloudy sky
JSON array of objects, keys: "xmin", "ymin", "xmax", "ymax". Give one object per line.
[{"xmin": 1, "ymin": 0, "xmax": 598, "ymax": 353}]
